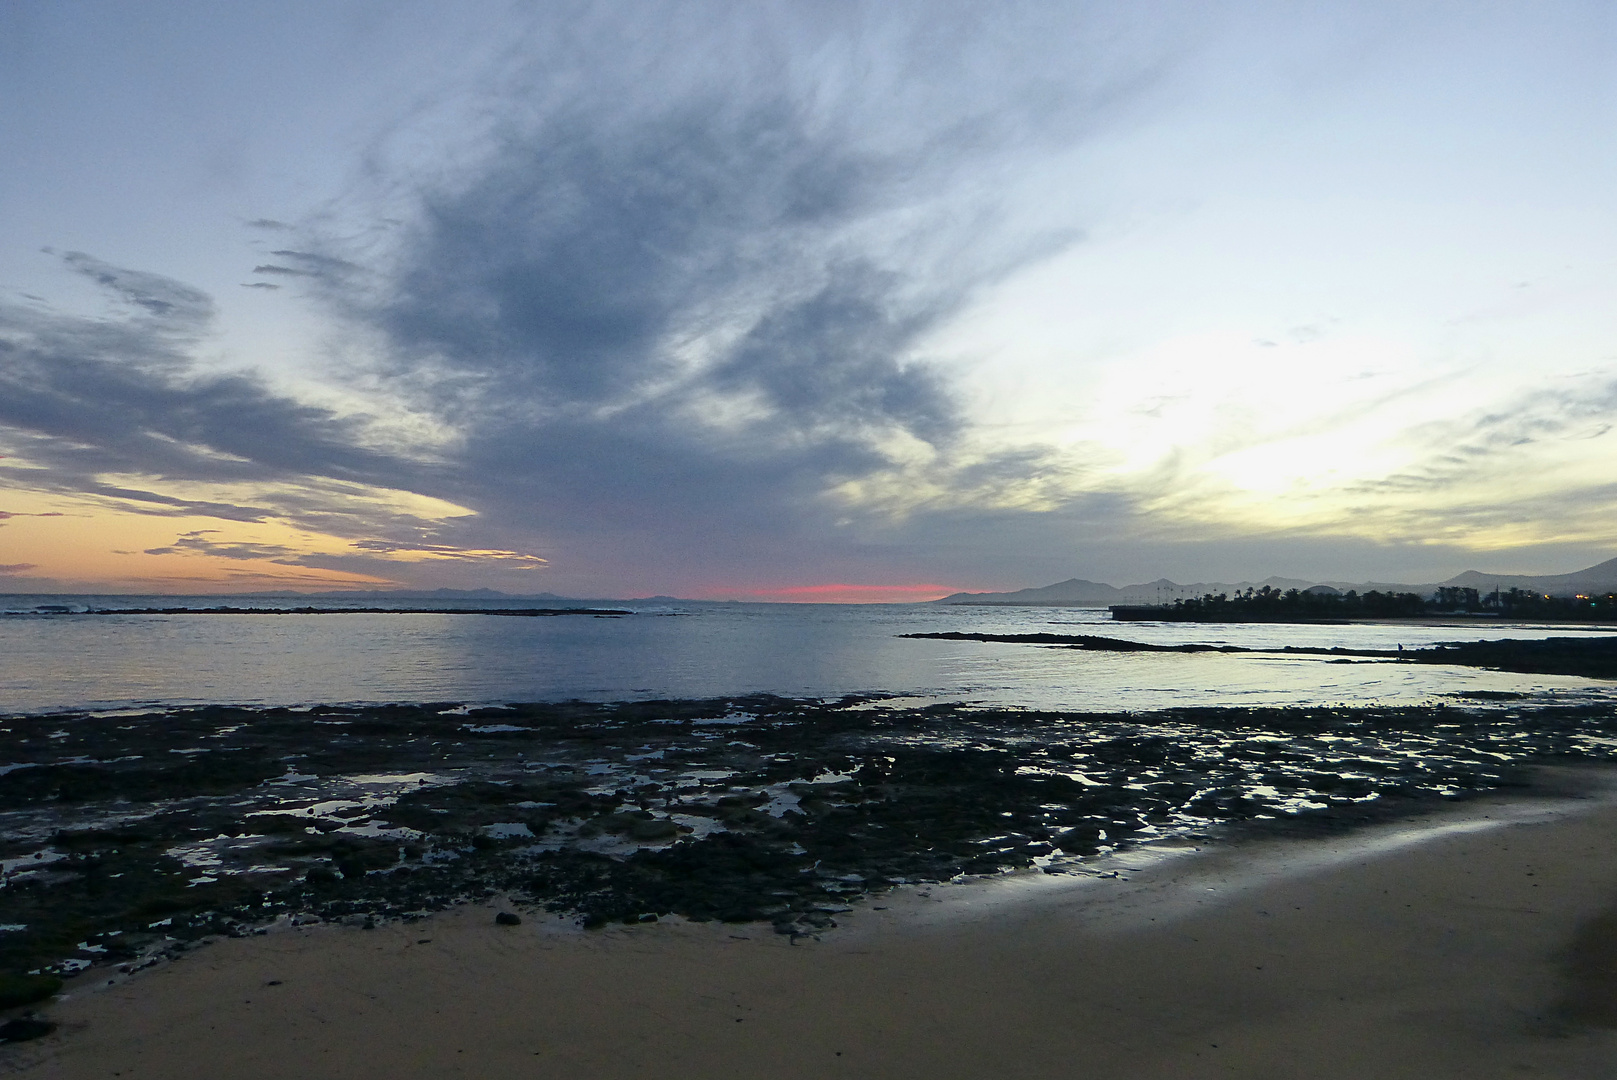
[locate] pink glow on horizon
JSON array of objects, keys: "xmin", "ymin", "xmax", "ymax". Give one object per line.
[{"xmin": 700, "ymin": 582, "xmax": 958, "ymax": 604}]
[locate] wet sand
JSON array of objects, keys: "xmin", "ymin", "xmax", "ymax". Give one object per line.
[{"xmin": 9, "ymin": 773, "xmax": 1617, "ymax": 1079}]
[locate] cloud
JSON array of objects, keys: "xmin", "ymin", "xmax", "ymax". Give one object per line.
[
  {"xmin": 0, "ymin": 253, "xmax": 481, "ymax": 562},
  {"xmin": 0, "ymin": 255, "xmax": 398, "ymax": 488},
  {"xmin": 1370, "ymin": 378, "xmax": 1617, "ymax": 495},
  {"xmin": 143, "ymin": 531, "xmax": 300, "ymax": 561},
  {"xmin": 285, "ymin": 11, "xmax": 1169, "ymax": 589},
  {"xmin": 134, "ymin": 2, "xmax": 1226, "ymax": 593},
  {"xmin": 54, "ymin": 7, "xmax": 1570, "ymax": 592},
  {"xmin": 268, "ymin": 250, "xmax": 360, "ymax": 274},
  {"xmin": 56, "ymin": 251, "xmax": 215, "ymax": 326},
  {"xmin": 347, "ymin": 538, "xmax": 546, "ymax": 568},
  {"xmin": 138, "ymin": 527, "xmax": 549, "ymax": 581},
  {"xmin": 5, "ymin": 6, "xmax": 1218, "ymax": 593},
  {"xmin": 1276, "ymin": 377, "xmax": 1617, "ymax": 546},
  {"xmin": 0, "ymin": 564, "xmax": 38, "ymax": 575},
  {"xmin": 240, "ymin": 282, "xmax": 281, "ymax": 290},
  {"xmin": 1078, "ymin": 363, "xmax": 1617, "ymax": 557}
]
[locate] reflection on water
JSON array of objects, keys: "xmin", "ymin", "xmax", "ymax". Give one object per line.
[{"xmin": 1, "ymin": 596, "xmax": 1614, "ymax": 713}]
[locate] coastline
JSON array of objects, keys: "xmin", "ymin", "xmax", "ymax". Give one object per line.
[{"xmin": 10, "ymin": 766, "xmax": 1617, "ymax": 1079}]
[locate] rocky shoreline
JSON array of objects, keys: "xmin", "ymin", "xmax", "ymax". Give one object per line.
[
  {"xmin": 902, "ymin": 631, "xmax": 1617, "ymax": 679},
  {"xmin": 1, "ymin": 694, "xmax": 1615, "ymax": 1010}
]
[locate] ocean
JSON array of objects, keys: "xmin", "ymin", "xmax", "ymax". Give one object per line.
[{"xmin": 4, "ymin": 594, "xmax": 1614, "ymax": 714}]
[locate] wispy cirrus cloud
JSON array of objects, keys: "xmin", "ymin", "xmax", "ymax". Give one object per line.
[
  {"xmin": 142, "ymin": 531, "xmax": 301, "ymax": 561},
  {"xmin": 1354, "ymin": 378, "xmax": 1617, "ymax": 498},
  {"xmin": 54, "ymin": 251, "xmax": 215, "ymax": 326},
  {"xmin": 1089, "ymin": 361, "xmax": 1617, "ymax": 553},
  {"xmin": 251, "ymin": 264, "xmax": 315, "ymax": 278},
  {"xmin": 138, "ymin": 530, "xmax": 548, "ymax": 577},
  {"xmin": 274, "ymin": 4, "xmax": 1185, "ymax": 590}
]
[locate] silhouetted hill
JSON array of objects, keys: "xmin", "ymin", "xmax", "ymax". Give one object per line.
[
  {"xmin": 1439, "ymin": 556, "xmax": 1617, "ymax": 595},
  {"xmin": 935, "ymin": 578, "xmax": 1124, "ymax": 605}
]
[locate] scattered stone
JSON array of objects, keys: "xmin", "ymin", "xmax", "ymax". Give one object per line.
[
  {"xmin": 494, "ymin": 911, "xmax": 522, "ymax": 926},
  {"xmin": 1054, "ymin": 824, "xmax": 1104, "ymax": 855},
  {"xmin": 0, "ymin": 1017, "xmax": 56, "ymax": 1043},
  {"xmin": 628, "ymin": 818, "xmax": 679, "ymax": 841},
  {"xmin": 0, "ymin": 974, "xmax": 61, "ymax": 1009}
]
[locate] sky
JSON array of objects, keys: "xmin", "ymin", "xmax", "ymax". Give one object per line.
[{"xmin": 1, "ymin": 1, "xmax": 1615, "ymax": 600}]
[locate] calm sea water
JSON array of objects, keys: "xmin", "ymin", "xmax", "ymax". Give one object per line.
[{"xmin": 3, "ymin": 594, "xmax": 1614, "ymax": 714}]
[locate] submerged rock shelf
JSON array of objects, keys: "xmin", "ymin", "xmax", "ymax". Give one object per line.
[
  {"xmin": 0, "ymin": 696, "xmax": 1614, "ymax": 982},
  {"xmin": 902, "ymin": 631, "xmax": 1617, "ymax": 680}
]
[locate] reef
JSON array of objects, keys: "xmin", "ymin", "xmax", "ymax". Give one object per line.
[
  {"xmin": 902, "ymin": 632, "xmax": 1617, "ymax": 680},
  {"xmin": 1, "ymin": 695, "xmax": 1614, "ymax": 985}
]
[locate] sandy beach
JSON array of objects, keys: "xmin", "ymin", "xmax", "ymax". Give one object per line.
[{"xmin": 8, "ymin": 768, "xmax": 1617, "ymax": 1080}]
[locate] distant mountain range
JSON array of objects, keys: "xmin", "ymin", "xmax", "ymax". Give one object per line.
[
  {"xmin": 277, "ymin": 588, "xmax": 564, "ymax": 600},
  {"xmin": 933, "ymin": 556, "xmax": 1617, "ymax": 606}
]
